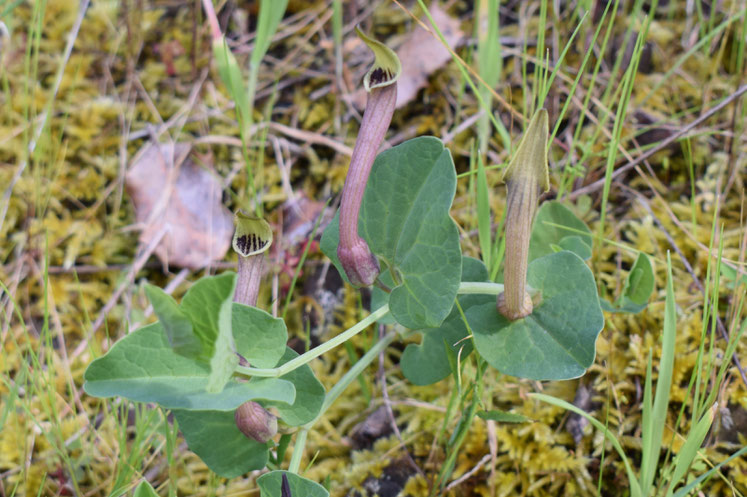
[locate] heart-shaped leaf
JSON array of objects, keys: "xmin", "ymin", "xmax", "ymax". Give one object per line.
[
  {"xmin": 321, "ymin": 137, "xmax": 462, "ymax": 330},
  {"xmin": 258, "ymin": 471, "xmax": 329, "ymax": 497},
  {"xmin": 180, "ymin": 272, "xmax": 236, "ymax": 357},
  {"xmin": 470, "ymin": 251, "xmax": 604, "ymax": 380},
  {"xmin": 146, "ymin": 272, "xmax": 239, "ymax": 393},
  {"xmin": 232, "ymin": 303, "xmax": 287, "ymax": 369},
  {"xmin": 266, "ymin": 347, "xmax": 325, "ymax": 426},
  {"xmin": 145, "ymin": 284, "xmax": 201, "ymax": 357},
  {"xmin": 83, "ymin": 322, "xmax": 295, "ymax": 410},
  {"xmin": 601, "ymin": 252, "xmax": 654, "ymax": 314},
  {"xmin": 530, "ymin": 201, "xmax": 592, "ymax": 261},
  {"xmin": 172, "ymin": 408, "xmax": 269, "ymax": 478},
  {"xmin": 400, "ymin": 257, "xmax": 492, "ymax": 385}
]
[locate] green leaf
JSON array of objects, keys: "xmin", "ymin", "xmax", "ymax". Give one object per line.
[
  {"xmin": 144, "ymin": 284, "xmax": 201, "ymax": 358},
  {"xmin": 400, "ymin": 257, "xmax": 492, "ymax": 385},
  {"xmin": 83, "ymin": 322, "xmax": 295, "ymax": 410},
  {"xmin": 477, "ymin": 409, "xmax": 531, "ymax": 423},
  {"xmin": 265, "ymin": 348, "xmax": 325, "ymax": 426},
  {"xmin": 558, "ymin": 236, "xmax": 592, "ymax": 260},
  {"xmin": 530, "ymin": 201, "xmax": 592, "ymax": 261},
  {"xmin": 321, "ymin": 137, "xmax": 462, "ymax": 330},
  {"xmin": 619, "ymin": 252, "xmax": 655, "ymax": 311},
  {"xmin": 667, "ymin": 404, "xmax": 716, "ymax": 493},
  {"xmin": 258, "ymin": 471, "xmax": 329, "ymax": 497},
  {"xmin": 720, "ymin": 263, "xmax": 747, "ymax": 289},
  {"xmin": 470, "ymin": 251, "xmax": 604, "ymax": 380},
  {"xmin": 602, "ymin": 252, "xmax": 655, "ymax": 314},
  {"xmin": 181, "ymin": 272, "xmax": 236, "ymax": 358},
  {"xmin": 641, "ymin": 253, "xmax": 676, "ymax": 494},
  {"xmin": 213, "ymin": 37, "xmax": 249, "ymax": 123},
  {"xmin": 370, "ymin": 269, "xmax": 397, "ymax": 325},
  {"xmin": 251, "ymin": 0, "xmax": 289, "ymax": 67},
  {"xmin": 133, "ymin": 481, "xmax": 159, "ymax": 497},
  {"xmin": 232, "ymin": 303, "xmax": 287, "ymax": 369},
  {"xmin": 172, "ymin": 409, "xmax": 268, "ymax": 478},
  {"xmin": 174, "ymin": 273, "xmax": 239, "ymax": 393}
]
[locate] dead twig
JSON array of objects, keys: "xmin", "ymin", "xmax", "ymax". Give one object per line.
[{"xmin": 569, "ymin": 84, "xmax": 747, "ymax": 200}]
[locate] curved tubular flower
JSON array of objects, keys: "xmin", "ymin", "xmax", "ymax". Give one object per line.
[
  {"xmin": 497, "ymin": 109, "xmax": 550, "ymax": 320},
  {"xmin": 232, "ymin": 211, "xmax": 273, "ymax": 306},
  {"xmin": 337, "ymin": 26, "xmax": 401, "ymax": 287}
]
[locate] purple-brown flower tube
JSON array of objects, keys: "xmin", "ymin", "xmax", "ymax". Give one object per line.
[
  {"xmin": 337, "ymin": 27, "xmax": 401, "ymax": 287},
  {"xmin": 231, "ymin": 212, "xmax": 276, "ymax": 442},
  {"xmin": 496, "ymin": 109, "xmax": 550, "ymax": 320}
]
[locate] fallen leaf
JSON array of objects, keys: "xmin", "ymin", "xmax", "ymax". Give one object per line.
[{"xmin": 126, "ymin": 142, "xmax": 233, "ymax": 269}]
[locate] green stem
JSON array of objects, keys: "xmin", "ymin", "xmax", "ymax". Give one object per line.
[
  {"xmin": 236, "ymin": 304, "xmax": 390, "ymax": 378},
  {"xmin": 245, "ymin": 62, "xmax": 258, "ymax": 131},
  {"xmin": 457, "ymin": 281, "xmax": 504, "ymax": 295},
  {"xmin": 437, "ymin": 360, "xmax": 486, "ymax": 490},
  {"xmin": 287, "ymin": 427, "xmax": 308, "ymax": 473},
  {"xmin": 288, "ymin": 330, "xmax": 396, "ymax": 474}
]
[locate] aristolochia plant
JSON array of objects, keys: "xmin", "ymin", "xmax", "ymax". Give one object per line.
[
  {"xmin": 83, "ymin": 27, "xmax": 654, "ymax": 495},
  {"xmin": 337, "ymin": 26, "xmax": 401, "ymax": 286}
]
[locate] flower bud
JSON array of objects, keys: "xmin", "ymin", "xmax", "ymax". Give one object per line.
[
  {"xmin": 281, "ymin": 473, "xmax": 292, "ymax": 497},
  {"xmin": 337, "ymin": 27, "xmax": 401, "ymax": 287},
  {"xmin": 497, "ymin": 109, "xmax": 549, "ymax": 320},
  {"xmin": 234, "ymin": 401, "xmax": 278, "ymax": 443},
  {"xmin": 232, "ymin": 211, "xmax": 273, "ymax": 306}
]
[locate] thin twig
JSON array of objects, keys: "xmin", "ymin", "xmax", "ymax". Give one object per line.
[
  {"xmin": 444, "ymin": 453, "xmax": 492, "ymax": 490},
  {"xmin": 569, "ymin": 84, "xmax": 747, "ymax": 200}
]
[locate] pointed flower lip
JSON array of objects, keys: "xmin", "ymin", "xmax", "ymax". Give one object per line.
[
  {"xmin": 232, "ymin": 211, "xmax": 273, "ymax": 257},
  {"xmin": 502, "ymin": 108, "xmax": 550, "ymax": 192},
  {"xmin": 356, "ymin": 25, "xmax": 402, "ymax": 92}
]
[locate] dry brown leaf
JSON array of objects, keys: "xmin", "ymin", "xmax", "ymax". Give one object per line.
[
  {"xmin": 126, "ymin": 142, "xmax": 233, "ymax": 269},
  {"xmin": 282, "ymin": 194, "xmax": 331, "ymax": 247},
  {"xmin": 394, "ymin": 6, "xmax": 463, "ymax": 108}
]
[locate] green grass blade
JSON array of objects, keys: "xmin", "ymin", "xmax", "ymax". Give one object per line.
[
  {"xmin": 640, "ymin": 349, "xmax": 654, "ymax": 491},
  {"xmin": 664, "ymin": 404, "xmax": 717, "ymax": 497},
  {"xmin": 530, "ymin": 393, "xmax": 641, "ymax": 497},
  {"xmin": 476, "ymin": 0, "xmax": 507, "ymax": 151},
  {"xmin": 476, "ymin": 155, "xmax": 492, "ymax": 270},
  {"xmin": 639, "ymin": 7, "xmax": 746, "ymax": 107},
  {"xmin": 641, "ymin": 252, "xmax": 677, "ymax": 493},
  {"xmin": 251, "ymin": 0, "xmax": 288, "ymax": 68},
  {"xmin": 247, "ymin": 0, "xmax": 288, "ymax": 124},
  {"xmin": 672, "ymin": 446, "xmax": 747, "ymax": 497},
  {"xmin": 596, "ymin": 22, "xmax": 649, "ymax": 246}
]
